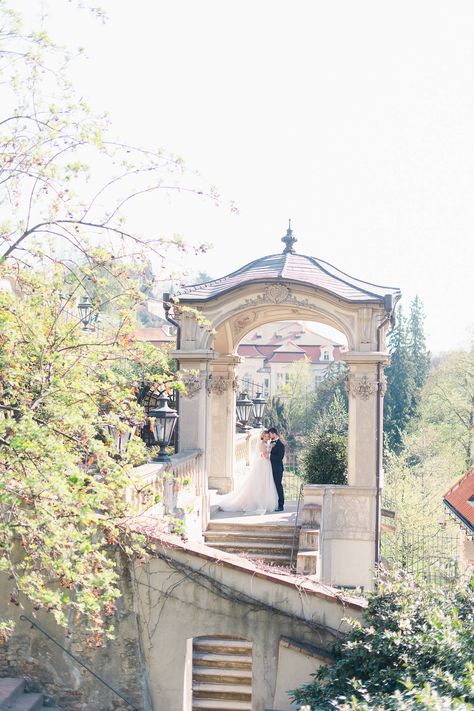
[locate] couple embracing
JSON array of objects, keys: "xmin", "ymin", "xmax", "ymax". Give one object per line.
[{"xmin": 218, "ymin": 427, "xmax": 285, "ymax": 514}]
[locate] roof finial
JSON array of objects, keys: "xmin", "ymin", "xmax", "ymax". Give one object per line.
[{"xmin": 281, "ymin": 218, "xmax": 297, "ymax": 254}]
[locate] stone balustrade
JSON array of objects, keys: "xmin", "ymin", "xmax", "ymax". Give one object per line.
[
  {"xmin": 129, "ymin": 449, "xmax": 205, "ymax": 520},
  {"xmin": 235, "ymin": 429, "xmax": 261, "ymax": 471}
]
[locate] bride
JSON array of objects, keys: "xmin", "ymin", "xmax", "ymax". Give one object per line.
[{"xmin": 216, "ymin": 429, "xmax": 278, "ymax": 514}]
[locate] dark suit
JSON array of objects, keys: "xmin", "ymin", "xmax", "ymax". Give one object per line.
[{"xmin": 270, "ymin": 438, "xmax": 285, "ymax": 509}]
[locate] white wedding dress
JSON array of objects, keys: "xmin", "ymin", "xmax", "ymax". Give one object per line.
[{"xmin": 217, "ymin": 441, "xmax": 278, "ymax": 514}]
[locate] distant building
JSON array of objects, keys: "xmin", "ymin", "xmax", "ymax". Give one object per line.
[
  {"xmin": 443, "ymin": 470, "xmax": 474, "ymax": 571},
  {"xmin": 236, "ymin": 321, "xmax": 345, "ymax": 397},
  {"xmin": 133, "ymin": 323, "xmax": 176, "ymax": 348}
]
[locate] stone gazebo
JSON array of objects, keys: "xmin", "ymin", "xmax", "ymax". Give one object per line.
[{"xmin": 171, "ymin": 225, "xmax": 401, "ymax": 589}]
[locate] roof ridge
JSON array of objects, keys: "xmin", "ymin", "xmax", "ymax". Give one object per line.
[{"xmin": 443, "ymin": 467, "xmax": 474, "ymax": 499}]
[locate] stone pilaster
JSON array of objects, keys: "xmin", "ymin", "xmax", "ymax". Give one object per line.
[
  {"xmin": 207, "ymin": 355, "xmax": 241, "ymax": 493},
  {"xmin": 341, "ymin": 352, "xmax": 389, "ymax": 488},
  {"xmin": 171, "ymin": 349, "xmax": 218, "ymax": 454}
]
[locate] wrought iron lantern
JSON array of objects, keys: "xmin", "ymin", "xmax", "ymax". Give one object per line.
[
  {"xmin": 148, "ymin": 392, "xmax": 179, "ymax": 462},
  {"xmin": 104, "ymin": 424, "xmax": 136, "ymax": 456},
  {"xmin": 252, "ymin": 391, "xmax": 266, "ymax": 428},
  {"xmin": 78, "ymin": 295, "xmax": 99, "ymax": 331},
  {"xmin": 236, "ymin": 392, "xmax": 254, "ymax": 431}
]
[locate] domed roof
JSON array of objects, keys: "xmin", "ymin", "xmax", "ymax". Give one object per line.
[{"xmin": 176, "ymin": 225, "xmax": 401, "ymax": 306}]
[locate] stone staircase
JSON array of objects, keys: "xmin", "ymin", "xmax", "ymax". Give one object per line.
[
  {"xmin": 0, "ymin": 678, "xmax": 61, "ymax": 711},
  {"xmin": 296, "ymin": 502, "xmax": 321, "ymax": 577},
  {"xmin": 203, "ymin": 521, "xmax": 300, "ymax": 567},
  {"xmin": 192, "ymin": 637, "xmax": 252, "ymax": 710}
]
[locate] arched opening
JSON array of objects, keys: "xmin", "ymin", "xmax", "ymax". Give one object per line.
[
  {"xmin": 234, "ymin": 319, "xmax": 349, "ymax": 491},
  {"xmin": 189, "ymin": 635, "xmax": 252, "ymax": 710}
]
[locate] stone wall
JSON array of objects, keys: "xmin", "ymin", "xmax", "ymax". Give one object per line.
[
  {"xmin": 0, "ymin": 557, "xmax": 152, "ymax": 711},
  {"xmin": 135, "ymin": 535, "xmax": 365, "ymax": 711},
  {"xmin": 1, "ymin": 534, "xmax": 366, "ymax": 711}
]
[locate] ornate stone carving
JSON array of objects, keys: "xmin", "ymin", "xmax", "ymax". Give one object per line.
[
  {"xmin": 179, "ymin": 371, "xmax": 202, "ymax": 399},
  {"xmin": 231, "ymin": 310, "xmax": 257, "ymax": 336},
  {"xmin": 333, "ymin": 496, "xmax": 370, "ymax": 532},
  {"xmin": 264, "ymin": 284, "xmax": 290, "ymax": 304},
  {"xmin": 378, "ymin": 373, "xmax": 387, "ymax": 397},
  {"xmin": 345, "ymin": 374, "xmax": 377, "ymax": 400},
  {"xmin": 206, "ymin": 375, "xmax": 239, "ymax": 395}
]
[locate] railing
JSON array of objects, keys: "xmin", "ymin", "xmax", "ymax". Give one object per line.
[
  {"xmin": 130, "ymin": 449, "xmax": 204, "ymax": 516},
  {"xmin": 19, "ymin": 615, "xmax": 140, "ymax": 711},
  {"xmin": 381, "ymin": 529, "xmax": 461, "ymax": 585},
  {"xmin": 238, "ymin": 377, "xmax": 268, "ymax": 400},
  {"xmin": 284, "ymin": 453, "xmax": 304, "ymax": 501},
  {"xmin": 289, "ymin": 483, "xmax": 304, "ymax": 569}
]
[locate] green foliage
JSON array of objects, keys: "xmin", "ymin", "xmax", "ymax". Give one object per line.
[
  {"xmin": 408, "ymin": 296, "xmax": 431, "ymax": 391},
  {"xmin": 385, "ymin": 298, "xmax": 431, "ymax": 451},
  {"xmin": 313, "ymin": 362, "xmax": 348, "ymax": 422},
  {"xmin": 301, "ymin": 431, "xmax": 348, "ymax": 485},
  {"xmin": 385, "ymin": 307, "xmax": 417, "ymax": 450},
  {"xmin": 422, "ymin": 350, "xmax": 474, "ymax": 470},
  {"xmin": 0, "ymin": 265, "xmax": 176, "ymax": 640},
  {"xmin": 291, "ymin": 571, "xmax": 474, "ymax": 710},
  {"xmin": 301, "ymin": 381, "xmax": 348, "ymax": 485},
  {"xmin": 383, "ymin": 347, "xmax": 474, "ymax": 544}
]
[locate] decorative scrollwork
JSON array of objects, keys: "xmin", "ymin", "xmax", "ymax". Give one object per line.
[
  {"xmin": 231, "ymin": 310, "xmax": 257, "ymax": 336},
  {"xmin": 207, "ymin": 375, "xmax": 239, "ymax": 396},
  {"xmin": 180, "ymin": 371, "xmax": 202, "ymax": 399},
  {"xmin": 345, "ymin": 374, "xmax": 377, "ymax": 400},
  {"xmin": 264, "ymin": 284, "xmax": 290, "ymax": 304}
]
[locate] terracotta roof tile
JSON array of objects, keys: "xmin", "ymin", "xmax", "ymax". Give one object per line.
[
  {"xmin": 443, "ymin": 469, "xmax": 474, "ymax": 534},
  {"xmin": 176, "ymin": 251, "xmax": 401, "ymax": 304}
]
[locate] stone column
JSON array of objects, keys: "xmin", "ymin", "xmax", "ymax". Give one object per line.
[
  {"xmin": 207, "ymin": 355, "xmax": 241, "ymax": 493},
  {"xmin": 171, "ymin": 349, "xmax": 218, "ymax": 454},
  {"xmin": 342, "ymin": 352, "xmax": 389, "ymax": 488}
]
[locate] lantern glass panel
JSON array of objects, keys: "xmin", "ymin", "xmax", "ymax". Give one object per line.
[
  {"xmin": 236, "ymin": 393, "xmax": 254, "ymax": 425},
  {"xmin": 252, "ymin": 392, "xmax": 266, "ymax": 420}
]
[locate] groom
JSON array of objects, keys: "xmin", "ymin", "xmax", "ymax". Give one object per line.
[{"xmin": 268, "ymin": 427, "xmax": 285, "ymax": 512}]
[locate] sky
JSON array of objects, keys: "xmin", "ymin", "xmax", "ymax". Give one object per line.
[{"xmin": 35, "ymin": 1, "xmax": 474, "ymax": 352}]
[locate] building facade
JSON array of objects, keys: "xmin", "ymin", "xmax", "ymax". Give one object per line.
[{"xmin": 237, "ymin": 320, "xmax": 345, "ymax": 397}]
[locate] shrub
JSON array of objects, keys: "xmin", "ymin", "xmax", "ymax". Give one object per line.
[
  {"xmin": 291, "ymin": 571, "xmax": 474, "ymax": 710},
  {"xmin": 302, "ymin": 431, "xmax": 348, "ymax": 485}
]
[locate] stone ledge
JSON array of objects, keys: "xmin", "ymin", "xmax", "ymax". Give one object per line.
[{"xmin": 137, "ymin": 526, "xmax": 366, "ymax": 612}]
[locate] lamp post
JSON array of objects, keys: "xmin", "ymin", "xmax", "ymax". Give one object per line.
[
  {"xmin": 236, "ymin": 392, "xmax": 254, "ymax": 432},
  {"xmin": 252, "ymin": 391, "xmax": 266, "ymax": 428},
  {"xmin": 78, "ymin": 295, "xmax": 99, "ymax": 331},
  {"xmin": 148, "ymin": 392, "xmax": 179, "ymax": 462}
]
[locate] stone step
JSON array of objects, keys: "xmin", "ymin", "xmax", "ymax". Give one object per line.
[
  {"xmin": 193, "ymin": 667, "xmax": 252, "ymax": 685},
  {"xmin": 192, "ymin": 699, "xmax": 252, "ymax": 710},
  {"xmin": 206, "ymin": 522, "xmax": 297, "ymax": 533},
  {"xmin": 296, "ymin": 550, "xmax": 319, "ymax": 576},
  {"xmin": 6, "ymin": 692, "xmax": 44, "ymax": 711},
  {"xmin": 192, "ymin": 682, "xmax": 252, "ymax": 701},
  {"xmin": 193, "ymin": 652, "xmax": 252, "ymax": 670},
  {"xmin": 193, "ymin": 638, "xmax": 252, "ymax": 654},
  {"xmin": 0, "ymin": 678, "xmax": 25, "ymax": 706},
  {"xmin": 204, "ymin": 530, "xmax": 297, "ymax": 543},
  {"xmin": 204, "ymin": 540, "xmax": 294, "ymax": 553},
  {"xmin": 299, "ymin": 528, "xmax": 320, "ymax": 550}
]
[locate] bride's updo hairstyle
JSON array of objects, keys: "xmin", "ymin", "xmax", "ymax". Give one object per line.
[{"xmin": 260, "ymin": 429, "xmax": 269, "ymax": 440}]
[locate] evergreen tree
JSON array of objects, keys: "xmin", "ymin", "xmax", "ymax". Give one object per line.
[
  {"xmin": 408, "ymin": 295, "xmax": 431, "ymax": 391},
  {"xmin": 385, "ymin": 306, "xmax": 416, "ymax": 449}
]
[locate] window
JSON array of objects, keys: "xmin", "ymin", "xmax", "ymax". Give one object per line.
[{"xmin": 323, "ymin": 351, "xmax": 330, "ymax": 361}]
